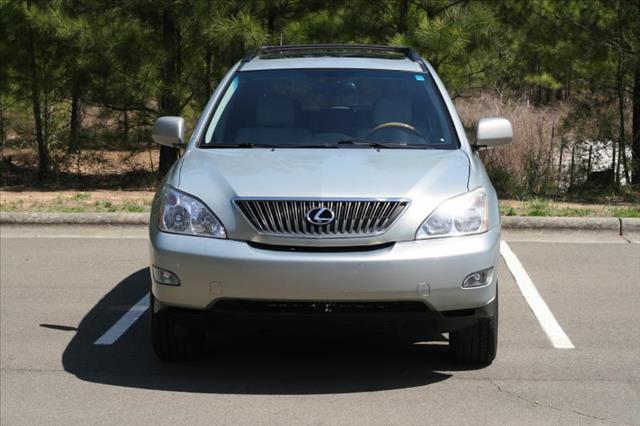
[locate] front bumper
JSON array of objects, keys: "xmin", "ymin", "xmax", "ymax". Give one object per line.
[{"xmin": 149, "ymin": 227, "xmax": 500, "ymax": 313}]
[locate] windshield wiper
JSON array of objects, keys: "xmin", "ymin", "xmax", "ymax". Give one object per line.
[
  {"xmin": 202, "ymin": 142, "xmax": 342, "ymax": 149},
  {"xmin": 201, "ymin": 142, "xmax": 281, "ymax": 148},
  {"xmin": 336, "ymin": 139, "xmax": 428, "ymax": 149},
  {"xmin": 202, "ymin": 141, "xmax": 429, "ymax": 149}
]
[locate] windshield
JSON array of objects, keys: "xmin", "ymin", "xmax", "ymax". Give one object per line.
[{"xmin": 201, "ymin": 69, "xmax": 458, "ymax": 149}]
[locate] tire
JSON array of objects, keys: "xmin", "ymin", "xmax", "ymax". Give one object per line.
[
  {"xmin": 151, "ymin": 295, "xmax": 204, "ymax": 362},
  {"xmin": 449, "ymin": 292, "xmax": 498, "ymax": 366}
]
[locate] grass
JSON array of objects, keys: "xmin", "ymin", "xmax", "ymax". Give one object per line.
[
  {"xmin": 0, "ymin": 192, "xmax": 151, "ymax": 213},
  {"xmin": 73, "ymin": 192, "xmax": 91, "ymax": 201},
  {"xmin": 499, "ymin": 197, "xmax": 640, "ymax": 217},
  {"xmin": 611, "ymin": 207, "xmax": 640, "ymax": 218}
]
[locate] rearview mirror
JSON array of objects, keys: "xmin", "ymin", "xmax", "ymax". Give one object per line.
[
  {"xmin": 474, "ymin": 117, "xmax": 512, "ymax": 149},
  {"xmin": 152, "ymin": 116, "xmax": 185, "ymax": 148}
]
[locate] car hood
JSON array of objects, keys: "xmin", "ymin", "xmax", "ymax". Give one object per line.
[
  {"xmin": 176, "ymin": 148, "xmax": 470, "ymax": 242},
  {"xmin": 179, "ymin": 148, "xmax": 469, "ymax": 199}
]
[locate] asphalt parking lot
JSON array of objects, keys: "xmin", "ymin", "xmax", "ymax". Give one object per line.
[{"xmin": 1, "ymin": 225, "xmax": 639, "ymax": 425}]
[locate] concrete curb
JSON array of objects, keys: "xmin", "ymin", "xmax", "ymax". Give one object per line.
[
  {"xmin": 501, "ymin": 216, "xmax": 640, "ymax": 240},
  {"xmin": 500, "ymin": 216, "xmax": 621, "ymax": 231},
  {"xmin": 2, "ymin": 212, "xmax": 639, "ymax": 235},
  {"xmin": 620, "ymin": 217, "xmax": 640, "ymax": 236}
]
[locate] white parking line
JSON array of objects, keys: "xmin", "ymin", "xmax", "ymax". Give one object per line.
[
  {"xmin": 500, "ymin": 241, "xmax": 575, "ymax": 349},
  {"xmin": 94, "ymin": 293, "xmax": 150, "ymax": 345}
]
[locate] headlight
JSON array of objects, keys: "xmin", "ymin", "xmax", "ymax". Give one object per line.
[
  {"xmin": 416, "ymin": 187, "xmax": 488, "ymax": 239},
  {"xmin": 159, "ymin": 186, "xmax": 226, "ymax": 238}
]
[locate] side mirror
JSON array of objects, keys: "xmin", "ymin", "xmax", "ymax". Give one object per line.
[
  {"xmin": 474, "ymin": 117, "xmax": 513, "ymax": 149},
  {"xmin": 152, "ymin": 116, "xmax": 185, "ymax": 148}
]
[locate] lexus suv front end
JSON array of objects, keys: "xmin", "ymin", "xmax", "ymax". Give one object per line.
[{"xmin": 149, "ymin": 45, "xmax": 513, "ymax": 364}]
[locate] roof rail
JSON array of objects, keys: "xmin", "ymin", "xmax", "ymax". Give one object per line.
[{"xmin": 241, "ymin": 44, "xmax": 422, "ymax": 63}]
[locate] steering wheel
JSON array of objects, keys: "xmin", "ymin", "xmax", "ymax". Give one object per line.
[{"xmin": 366, "ymin": 122, "xmax": 424, "ymax": 140}]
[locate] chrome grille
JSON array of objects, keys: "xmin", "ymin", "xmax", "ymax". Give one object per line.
[{"xmin": 234, "ymin": 198, "xmax": 409, "ymax": 237}]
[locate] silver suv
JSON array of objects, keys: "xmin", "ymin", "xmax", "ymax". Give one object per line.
[{"xmin": 149, "ymin": 45, "xmax": 512, "ymax": 365}]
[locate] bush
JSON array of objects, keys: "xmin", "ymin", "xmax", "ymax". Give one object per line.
[{"xmin": 455, "ymin": 94, "xmax": 561, "ymax": 198}]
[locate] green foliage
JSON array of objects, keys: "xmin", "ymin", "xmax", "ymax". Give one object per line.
[
  {"xmin": 524, "ymin": 73, "xmax": 562, "ymax": 90},
  {"xmin": 1, "ymin": 0, "xmax": 639, "ymax": 191},
  {"xmin": 393, "ymin": 1, "xmax": 502, "ymax": 94},
  {"xmin": 73, "ymin": 192, "xmax": 90, "ymax": 201},
  {"xmin": 526, "ymin": 198, "xmax": 552, "ymax": 216},
  {"xmin": 121, "ymin": 200, "xmax": 145, "ymax": 212},
  {"xmin": 612, "ymin": 207, "xmax": 640, "ymax": 218},
  {"xmin": 485, "ymin": 164, "xmax": 521, "ymax": 199}
]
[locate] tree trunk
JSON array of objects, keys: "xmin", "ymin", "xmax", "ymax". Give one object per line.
[
  {"xmin": 565, "ymin": 65, "xmax": 572, "ymax": 100},
  {"xmin": 615, "ymin": 55, "xmax": 625, "ymax": 185},
  {"xmin": 202, "ymin": 44, "xmax": 213, "ymax": 107},
  {"xmin": 0, "ymin": 100, "xmax": 5, "ymax": 162},
  {"xmin": 69, "ymin": 76, "xmax": 81, "ymax": 153},
  {"xmin": 122, "ymin": 110, "xmax": 129, "ymax": 142},
  {"xmin": 570, "ymin": 145, "xmax": 575, "ymax": 189},
  {"xmin": 536, "ymin": 62, "xmax": 542, "ymax": 105},
  {"xmin": 199, "ymin": 0, "xmax": 213, "ymax": 108},
  {"xmin": 615, "ymin": 4, "xmax": 625, "ymax": 186},
  {"xmin": 158, "ymin": 6, "xmax": 180, "ymax": 177},
  {"xmin": 27, "ymin": 0, "xmax": 48, "ymax": 180},
  {"xmin": 557, "ymin": 140, "xmax": 564, "ymax": 193},
  {"xmin": 266, "ymin": 2, "xmax": 276, "ymax": 40},
  {"xmin": 611, "ymin": 137, "xmax": 616, "ymax": 181},
  {"xmin": 632, "ymin": 55, "xmax": 640, "ymax": 184},
  {"xmin": 398, "ymin": 0, "xmax": 409, "ymax": 34}
]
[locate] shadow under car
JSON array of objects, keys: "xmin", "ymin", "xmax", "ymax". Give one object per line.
[{"xmin": 60, "ymin": 268, "xmax": 487, "ymax": 395}]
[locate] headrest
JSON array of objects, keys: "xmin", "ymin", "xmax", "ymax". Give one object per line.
[
  {"xmin": 256, "ymin": 97, "xmax": 295, "ymax": 126},
  {"xmin": 373, "ymin": 97, "xmax": 412, "ymax": 125}
]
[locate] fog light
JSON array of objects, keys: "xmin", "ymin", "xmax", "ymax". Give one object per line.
[
  {"xmin": 151, "ymin": 266, "xmax": 180, "ymax": 286},
  {"xmin": 462, "ymin": 267, "xmax": 493, "ymax": 288}
]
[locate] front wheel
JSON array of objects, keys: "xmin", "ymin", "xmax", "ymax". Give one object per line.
[
  {"xmin": 151, "ymin": 294, "xmax": 204, "ymax": 362},
  {"xmin": 449, "ymin": 292, "xmax": 498, "ymax": 366}
]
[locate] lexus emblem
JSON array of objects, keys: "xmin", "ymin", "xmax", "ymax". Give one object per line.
[{"xmin": 306, "ymin": 207, "xmax": 335, "ymax": 226}]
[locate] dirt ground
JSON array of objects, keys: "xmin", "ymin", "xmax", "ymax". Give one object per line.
[{"xmin": 1, "ymin": 148, "xmax": 159, "ymax": 190}]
